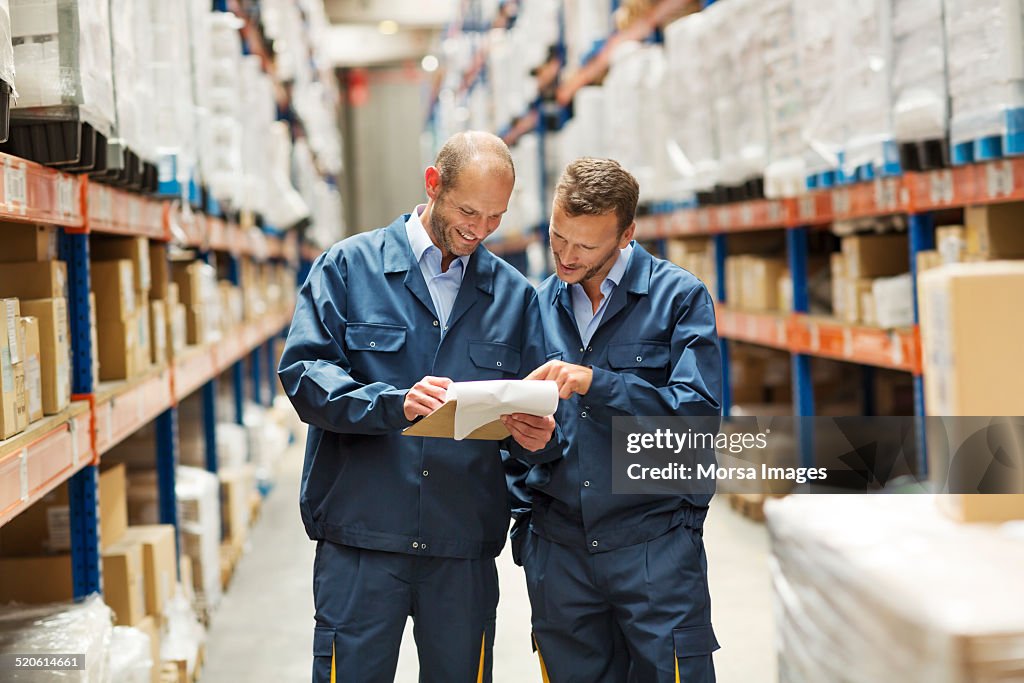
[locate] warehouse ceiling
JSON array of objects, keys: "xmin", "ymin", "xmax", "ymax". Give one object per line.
[{"xmin": 324, "ymin": 0, "xmax": 457, "ymax": 67}]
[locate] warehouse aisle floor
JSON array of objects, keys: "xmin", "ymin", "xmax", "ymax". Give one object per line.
[{"xmin": 204, "ymin": 440, "xmax": 776, "ymax": 682}]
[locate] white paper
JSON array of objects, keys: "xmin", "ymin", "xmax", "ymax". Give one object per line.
[{"xmin": 447, "ymin": 380, "xmax": 559, "ymax": 441}]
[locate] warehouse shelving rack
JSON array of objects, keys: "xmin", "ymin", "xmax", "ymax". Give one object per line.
[
  {"xmin": 436, "ymin": 0, "xmax": 1024, "ymax": 478},
  {"xmin": 0, "ymin": 150, "xmax": 295, "ymax": 600}
]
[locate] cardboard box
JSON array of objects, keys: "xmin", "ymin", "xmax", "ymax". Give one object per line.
[
  {"xmin": 919, "ymin": 261, "xmax": 1024, "ymax": 415},
  {"xmin": 841, "ymin": 234, "xmax": 909, "ymax": 279},
  {"xmin": 12, "ymin": 360, "xmax": 27, "ymax": 433},
  {"xmin": 0, "ymin": 298, "xmax": 21, "ymax": 438},
  {"xmin": 102, "ymin": 538, "xmax": 146, "ymax": 626},
  {"xmin": 0, "ymin": 224, "xmax": 58, "ymax": 262},
  {"xmin": 136, "ymin": 299, "xmax": 151, "ymax": 373},
  {"xmin": 134, "ymin": 614, "xmax": 162, "ymax": 683},
  {"xmin": 98, "ymin": 314, "xmax": 138, "ymax": 381},
  {"xmin": 0, "ymin": 485, "xmax": 70, "ymax": 555},
  {"xmin": 19, "ymin": 298, "xmax": 70, "ymax": 415},
  {"xmin": 935, "ymin": 225, "xmax": 966, "ymax": 264},
  {"xmin": 100, "ymin": 463, "xmax": 129, "ymax": 549},
  {"xmin": 172, "ymin": 261, "xmax": 212, "ymax": 308},
  {"xmin": 167, "ymin": 282, "xmax": 180, "ymax": 309},
  {"xmin": 150, "ymin": 300, "xmax": 167, "ymax": 366},
  {"xmin": 0, "ymin": 260, "xmax": 67, "ymax": 300},
  {"xmin": 91, "ymin": 260, "xmax": 136, "ymax": 321},
  {"xmin": 168, "ymin": 304, "xmax": 186, "ymax": 360},
  {"xmin": 121, "ymin": 525, "xmax": 177, "ymax": 617},
  {"xmin": 185, "ymin": 306, "xmax": 206, "ymax": 346},
  {"xmin": 20, "ymin": 316, "xmax": 43, "ymax": 422},
  {"xmin": 725, "ymin": 256, "xmax": 744, "ymax": 307},
  {"xmin": 89, "ymin": 292, "xmax": 99, "ymax": 385},
  {"xmin": 860, "ymin": 291, "xmax": 877, "ymax": 327},
  {"xmin": 220, "ymin": 467, "xmax": 253, "ymax": 549},
  {"xmin": 1, "ymin": 298, "xmax": 20, "ymax": 365},
  {"xmin": 937, "ymin": 495, "xmax": 1024, "ymax": 523},
  {"xmin": 91, "ymin": 236, "xmax": 151, "ymax": 291},
  {"xmin": 872, "ymin": 273, "xmax": 914, "ymax": 328},
  {"xmin": 915, "ymin": 250, "xmax": 942, "ymax": 276},
  {"xmin": 0, "ymin": 555, "xmax": 73, "ymax": 603},
  {"xmin": 777, "ymin": 271, "xmax": 793, "ymax": 314},
  {"xmin": 843, "ymin": 279, "xmax": 875, "ymax": 324},
  {"xmin": 149, "ymin": 243, "xmax": 168, "ymax": 301},
  {"xmin": 964, "ymin": 203, "xmax": 1024, "ymax": 259},
  {"xmin": 741, "ymin": 257, "xmax": 787, "ymax": 311}
]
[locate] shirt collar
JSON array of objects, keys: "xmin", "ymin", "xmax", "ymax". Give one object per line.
[{"xmin": 406, "ymin": 204, "xmax": 470, "ymax": 272}]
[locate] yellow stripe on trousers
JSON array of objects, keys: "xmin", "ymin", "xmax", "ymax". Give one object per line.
[
  {"xmin": 533, "ymin": 634, "xmax": 551, "ymax": 683},
  {"xmin": 477, "ymin": 632, "xmax": 486, "ymax": 683},
  {"xmin": 674, "ymin": 647, "xmax": 680, "ymax": 683},
  {"xmin": 331, "ymin": 642, "xmax": 337, "ymax": 683}
]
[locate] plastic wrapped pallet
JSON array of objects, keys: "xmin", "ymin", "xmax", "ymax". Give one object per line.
[
  {"xmin": 705, "ymin": 0, "xmax": 770, "ymax": 189},
  {"xmin": 761, "ymin": 0, "xmax": 807, "ymax": 197},
  {"xmin": 176, "ymin": 465, "xmax": 221, "ymax": 617},
  {"xmin": 108, "ymin": 625, "xmax": 152, "ymax": 683},
  {"xmin": 0, "ymin": 595, "xmax": 114, "ymax": 682},
  {"xmin": 0, "ymin": 1, "xmax": 16, "ymax": 96},
  {"xmin": 161, "ymin": 592, "xmax": 205, "ymax": 681},
  {"xmin": 564, "ymin": 0, "xmax": 612, "ymax": 69},
  {"xmin": 891, "ymin": 0, "xmax": 949, "ymax": 149},
  {"xmin": 109, "ymin": 0, "xmax": 153, "ymax": 163},
  {"xmin": 793, "ymin": 0, "xmax": 844, "ymax": 180},
  {"xmin": 664, "ymin": 12, "xmax": 720, "ymax": 196},
  {"xmin": 768, "ymin": 495, "xmax": 1024, "ymax": 682},
  {"xmin": 10, "ymin": 0, "xmax": 115, "ymax": 132},
  {"xmin": 239, "ymin": 55, "xmax": 275, "ymax": 216},
  {"xmin": 945, "ymin": 0, "xmax": 1024, "ymax": 159},
  {"xmin": 837, "ymin": 0, "xmax": 899, "ymax": 179}
]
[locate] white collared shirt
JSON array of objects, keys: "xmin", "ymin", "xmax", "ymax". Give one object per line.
[
  {"xmin": 570, "ymin": 243, "xmax": 634, "ymax": 347},
  {"xmin": 405, "ymin": 205, "xmax": 470, "ymax": 330}
]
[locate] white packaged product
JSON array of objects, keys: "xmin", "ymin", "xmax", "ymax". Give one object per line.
[
  {"xmin": 891, "ymin": 0, "xmax": 948, "ymax": 143},
  {"xmin": 664, "ymin": 12, "xmax": 720, "ymax": 195},
  {"xmin": 871, "ymin": 272, "xmax": 914, "ymax": 328},
  {"xmin": 0, "ymin": 0, "xmax": 17, "ymax": 93},
  {"xmin": 10, "ymin": 0, "xmax": 115, "ymax": 133},
  {"xmin": 564, "ymin": 0, "xmax": 612, "ymax": 69},
  {"xmin": 0, "ymin": 596, "xmax": 113, "ymax": 682},
  {"xmin": 794, "ymin": 0, "xmax": 844, "ymax": 178},
  {"xmin": 161, "ymin": 592, "xmax": 205, "ymax": 680},
  {"xmin": 108, "ymin": 626, "xmax": 153, "ymax": 683},
  {"xmin": 944, "ymin": 0, "xmax": 1024, "ymax": 154},
  {"xmin": 769, "ymin": 495, "xmax": 1024, "ymax": 682},
  {"xmin": 176, "ymin": 465, "xmax": 222, "ymax": 616},
  {"xmin": 762, "ymin": 0, "xmax": 807, "ymax": 197}
]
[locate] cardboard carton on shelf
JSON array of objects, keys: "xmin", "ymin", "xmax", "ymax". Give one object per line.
[
  {"xmin": 0, "ymin": 298, "xmax": 21, "ymax": 439},
  {"xmin": 150, "ymin": 300, "xmax": 167, "ymax": 366},
  {"xmin": 91, "ymin": 260, "xmax": 136, "ymax": 322},
  {"xmin": 841, "ymin": 234, "xmax": 909, "ymax": 280},
  {"xmin": 964, "ymin": 203, "xmax": 1024, "ymax": 260},
  {"xmin": 19, "ymin": 316, "xmax": 43, "ymax": 423},
  {"xmin": 102, "ymin": 538, "xmax": 146, "ymax": 626},
  {"xmin": 120, "ymin": 525, "xmax": 177, "ymax": 618},
  {"xmin": 97, "ymin": 313, "xmax": 139, "ymax": 381},
  {"xmin": 0, "ymin": 224, "xmax": 58, "ymax": 262},
  {"xmin": 91, "ymin": 235, "xmax": 152, "ymax": 291},
  {"xmin": 919, "ymin": 261, "xmax": 1024, "ymax": 415},
  {"xmin": 0, "ymin": 260, "xmax": 67, "ymax": 301},
  {"xmin": 149, "ymin": 243, "xmax": 169, "ymax": 301},
  {"xmin": 20, "ymin": 298, "xmax": 71, "ymax": 415},
  {"xmin": 12, "ymin": 360, "xmax": 27, "ymax": 433}
]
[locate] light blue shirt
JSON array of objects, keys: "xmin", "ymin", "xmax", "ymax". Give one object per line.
[
  {"xmin": 406, "ymin": 205, "xmax": 469, "ymax": 330},
  {"xmin": 570, "ymin": 243, "xmax": 633, "ymax": 347}
]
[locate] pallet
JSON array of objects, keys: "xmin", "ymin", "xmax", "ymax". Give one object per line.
[
  {"xmin": 898, "ymin": 137, "xmax": 950, "ymax": 172},
  {"xmin": 951, "ymin": 108, "xmax": 1024, "ymax": 165},
  {"xmin": 219, "ymin": 539, "xmax": 245, "ymax": 591},
  {"xmin": 706, "ymin": 177, "xmax": 765, "ymax": 205},
  {"xmin": 727, "ymin": 493, "xmax": 786, "ymax": 522},
  {"xmin": 160, "ymin": 644, "xmax": 205, "ymax": 683}
]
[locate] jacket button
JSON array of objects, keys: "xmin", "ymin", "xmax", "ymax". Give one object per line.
[
  {"xmin": 587, "ymin": 346, "xmax": 592, "ymax": 352},
  {"xmin": 496, "ymin": 361, "xmax": 502, "ymax": 367},
  {"xmin": 583, "ymin": 480, "xmax": 590, "ymax": 487},
  {"xmin": 591, "ymin": 540, "xmax": 599, "ymax": 548},
  {"xmin": 579, "ymin": 347, "xmax": 584, "ymax": 353},
  {"xmin": 421, "ymin": 544, "xmax": 428, "ymax": 551},
  {"xmin": 433, "ymin": 320, "xmax": 439, "ymax": 327},
  {"xmin": 636, "ymin": 355, "xmax": 642, "ymax": 362},
  {"xmin": 412, "ymin": 542, "xmax": 419, "ymax": 549},
  {"xmin": 581, "ymin": 411, "xmax": 587, "ymax": 418},
  {"xmin": 422, "ymin": 470, "xmax": 429, "ymax": 477}
]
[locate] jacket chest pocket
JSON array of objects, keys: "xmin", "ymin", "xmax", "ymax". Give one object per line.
[
  {"xmin": 468, "ymin": 341, "xmax": 522, "ymax": 378},
  {"xmin": 345, "ymin": 322, "xmax": 407, "ymax": 352},
  {"xmin": 607, "ymin": 340, "xmax": 670, "ymax": 384}
]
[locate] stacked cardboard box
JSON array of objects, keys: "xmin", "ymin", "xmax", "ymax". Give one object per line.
[
  {"xmin": 666, "ymin": 238, "xmax": 717, "ymax": 299},
  {"xmin": 172, "ymin": 261, "xmax": 218, "ymax": 345},
  {"xmin": 93, "ymin": 237, "xmax": 153, "ymax": 377},
  {"xmin": 0, "ymin": 298, "xmax": 22, "ymax": 439},
  {"xmin": 92, "ymin": 259, "xmax": 138, "ymax": 381},
  {"xmin": 18, "ymin": 316, "xmax": 42, "ymax": 424},
  {"xmin": 20, "ymin": 298, "xmax": 71, "ymax": 415},
  {"xmin": 725, "ymin": 255, "xmax": 787, "ymax": 312},
  {"xmin": 831, "ymin": 234, "xmax": 911, "ymax": 325},
  {"xmin": 964, "ymin": 202, "xmax": 1024, "ymax": 260}
]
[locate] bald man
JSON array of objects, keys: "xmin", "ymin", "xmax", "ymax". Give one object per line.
[{"xmin": 279, "ymin": 132, "xmax": 559, "ymax": 683}]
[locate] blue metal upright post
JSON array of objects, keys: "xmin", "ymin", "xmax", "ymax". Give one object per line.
[
  {"xmin": 68, "ymin": 467, "xmax": 102, "ymax": 598},
  {"xmin": 908, "ymin": 212, "xmax": 936, "ymax": 476},
  {"xmin": 227, "ymin": 253, "xmax": 246, "ymax": 424},
  {"xmin": 251, "ymin": 348, "xmax": 263, "ymax": 406},
  {"xmin": 202, "ymin": 380, "xmax": 218, "ymax": 474},
  {"xmin": 156, "ymin": 408, "xmax": 181, "ymax": 573},
  {"xmin": 787, "ymin": 227, "xmax": 815, "ymax": 468},
  {"xmin": 713, "ymin": 234, "xmax": 731, "ymax": 417},
  {"xmin": 60, "ymin": 226, "xmax": 102, "ymax": 599}
]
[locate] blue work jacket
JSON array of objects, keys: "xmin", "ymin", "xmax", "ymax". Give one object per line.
[
  {"xmin": 279, "ymin": 215, "xmax": 561, "ymax": 560},
  {"xmin": 528, "ymin": 243, "xmax": 723, "ymax": 553}
]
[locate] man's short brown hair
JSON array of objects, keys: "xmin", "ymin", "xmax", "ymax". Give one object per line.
[{"xmin": 554, "ymin": 158, "xmax": 640, "ymax": 234}]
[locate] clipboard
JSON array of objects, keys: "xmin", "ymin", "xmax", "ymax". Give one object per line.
[{"xmin": 402, "ymin": 401, "xmax": 511, "ymax": 440}]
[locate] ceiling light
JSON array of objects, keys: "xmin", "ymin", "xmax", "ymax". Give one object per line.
[
  {"xmin": 378, "ymin": 20, "xmax": 399, "ymax": 35},
  {"xmin": 421, "ymin": 55, "xmax": 439, "ymax": 72}
]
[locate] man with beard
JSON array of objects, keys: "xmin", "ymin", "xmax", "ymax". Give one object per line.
[
  {"xmin": 521, "ymin": 158, "xmax": 723, "ymax": 682},
  {"xmin": 279, "ymin": 131, "xmax": 559, "ymax": 683}
]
